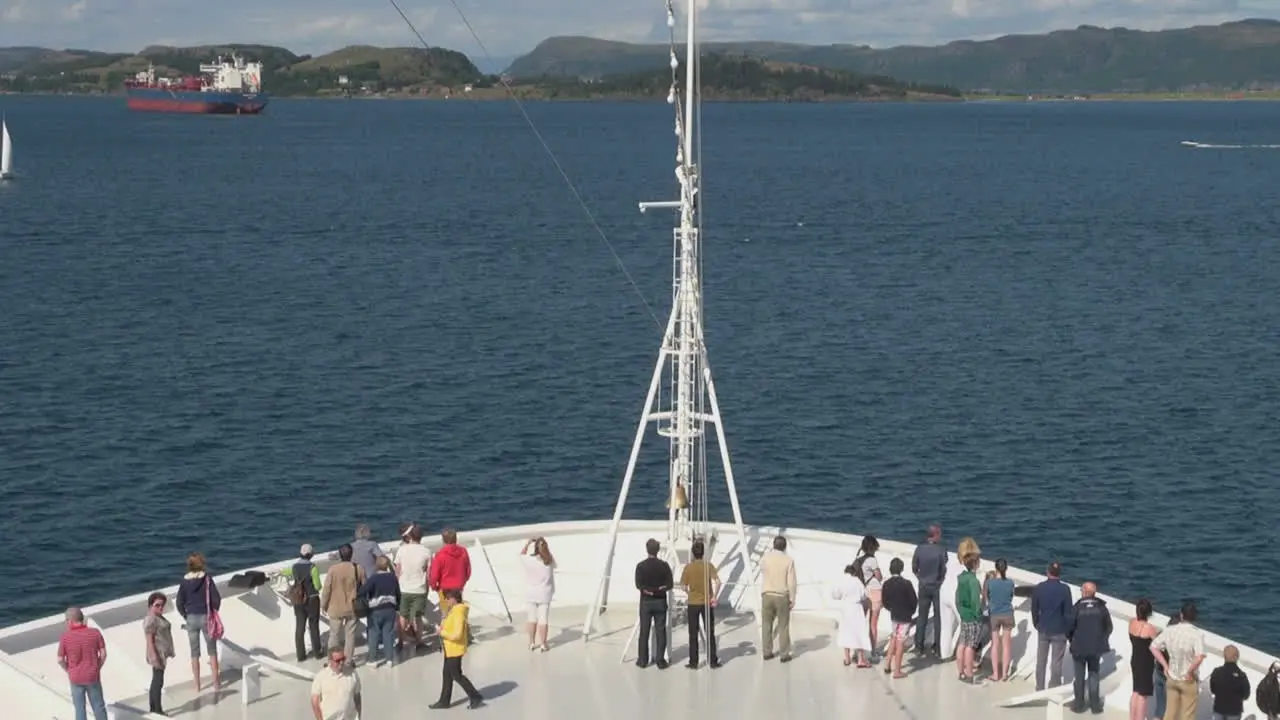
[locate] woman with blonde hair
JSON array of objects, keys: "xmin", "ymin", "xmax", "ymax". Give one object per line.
[
  {"xmin": 520, "ymin": 537, "xmax": 556, "ymax": 652},
  {"xmin": 955, "ymin": 547, "xmax": 984, "ymax": 683},
  {"xmin": 175, "ymin": 552, "xmax": 221, "ymax": 692}
]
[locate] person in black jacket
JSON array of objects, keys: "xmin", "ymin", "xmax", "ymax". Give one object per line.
[
  {"xmin": 634, "ymin": 538, "xmax": 673, "ymax": 669},
  {"xmin": 880, "ymin": 558, "xmax": 917, "ymax": 679},
  {"xmin": 1209, "ymin": 645, "xmax": 1251, "ymax": 720},
  {"xmin": 1066, "ymin": 581, "xmax": 1112, "ymax": 714}
]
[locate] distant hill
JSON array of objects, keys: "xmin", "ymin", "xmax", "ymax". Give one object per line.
[
  {"xmin": 0, "ymin": 47, "xmax": 130, "ymax": 74},
  {"xmin": 278, "ymin": 45, "xmax": 481, "ymax": 94},
  {"xmin": 0, "ymin": 43, "xmax": 483, "ymax": 96},
  {"xmin": 529, "ymin": 52, "xmax": 960, "ymax": 101},
  {"xmin": 0, "ymin": 40, "xmax": 944, "ymax": 101},
  {"xmin": 507, "ymin": 19, "xmax": 1280, "ymax": 93}
]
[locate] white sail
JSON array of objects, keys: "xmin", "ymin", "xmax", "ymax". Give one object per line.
[{"xmin": 0, "ymin": 120, "xmax": 11, "ymax": 179}]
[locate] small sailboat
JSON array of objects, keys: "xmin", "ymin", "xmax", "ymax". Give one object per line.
[{"xmin": 0, "ymin": 119, "xmax": 13, "ymax": 181}]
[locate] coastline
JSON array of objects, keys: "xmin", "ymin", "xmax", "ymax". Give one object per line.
[
  {"xmin": 0, "ymin": 89, "xmax": 961, "ymax": 103},
  {"xmin": 7, "ymin": 89, "xmax": 1280, "ymax": 103}
]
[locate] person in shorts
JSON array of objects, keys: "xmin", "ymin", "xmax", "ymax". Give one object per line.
[
  {"xmin": 880, "ymin": 557, "xmax": 917, "ymax": 679},
  {"xmin": 984, "ymin": 559, "xmax": 1016, "ymax": 681},
  {"xmin": 955, "ymin": 548, "xmax": 984, "ymax": 683},
  {"xmin": 520, "ymin": 538, "xmax": 556, "ymax": 651},
  {"xmin": 175, "ymin": 552, "xmax": 221, "ymax": 693},
  {"xmin": 394, "ymin": 524, "xmax": 432, "ymax": 650},
  {"xmin": 857, "ymin": 536, "xmax": 885, "ymax": 659}
]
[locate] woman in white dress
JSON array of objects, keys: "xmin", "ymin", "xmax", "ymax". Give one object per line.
[{"xmin": 832, "ymin": 563, "xmax": 872, "ymax": 667}]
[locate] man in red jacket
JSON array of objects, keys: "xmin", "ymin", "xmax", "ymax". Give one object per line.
[{"xmin": 430, "ymin": 528, "xmax": 472, "ymax": 618}]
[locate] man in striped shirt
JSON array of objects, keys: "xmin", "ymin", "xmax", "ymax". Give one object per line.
[{"xmin": 57, "ymin": 606, "xmax": 107, "ymax": 720}]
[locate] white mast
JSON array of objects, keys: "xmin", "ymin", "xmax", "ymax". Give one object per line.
[{"xmin": 583, "ymin": 0, "xmax": 755, "ymax": 641}]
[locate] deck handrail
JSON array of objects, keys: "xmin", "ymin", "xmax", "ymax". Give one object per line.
[{"xmin": 472, "ymin": 537, "xmax": 513, "ymax": 623}]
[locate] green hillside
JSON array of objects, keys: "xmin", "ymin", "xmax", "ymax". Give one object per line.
[
  {"xmin": 506, "ymin": 19, "xmax": 1280, "ymax": 93},
  {"xmin": 0, "ymin": 43, "xmax": 482, "ymax": 96},
  {"xmin": 530, "ymin": 52, "xmax": 960, "ymax": 100}
]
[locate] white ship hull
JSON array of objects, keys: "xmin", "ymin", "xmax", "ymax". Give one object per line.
[{"xmin": 0, "ymin": 519, "xmax": 1273, "ymax": 719}]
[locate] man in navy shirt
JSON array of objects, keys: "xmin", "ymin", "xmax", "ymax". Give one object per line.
[
  {"xmin": 1031, "ymin": 561, "xmax": 1073, "ymax": 691},
  {"xmin": 911, "ymin": 525, "xmax": 948, "ymax": 655}
]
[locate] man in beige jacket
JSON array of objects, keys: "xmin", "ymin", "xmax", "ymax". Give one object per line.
[
  {"xmin": 322, "ymin": 543, "xmax": 367, "ymax": 669},
  {"xmin": 759, "ymin": 535, "xmax": 797, "ymax": 662}
]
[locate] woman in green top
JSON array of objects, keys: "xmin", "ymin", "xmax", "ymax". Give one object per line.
[{"xmin": 955, "ymin": 553, "xmax": 984, "ymax": 683}]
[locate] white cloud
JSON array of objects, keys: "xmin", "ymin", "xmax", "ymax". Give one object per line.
[
  {"xmin": 61, "ymin": 0, "xmax": 88, "ymax": 21},
  {"xmin": 2, "ymin": 0, "xmax": 28, "ymax": 23},
  {"xmin": 0, "ymin": 0, "xmax": 1277, "ymax": 55}
]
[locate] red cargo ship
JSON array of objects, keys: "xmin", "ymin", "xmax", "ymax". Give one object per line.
[{"xmin": 122, "ymin": 55, "xmax": 269, "ymax": 115}]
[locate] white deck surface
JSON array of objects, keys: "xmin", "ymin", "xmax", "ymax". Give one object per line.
[{"xmin": 111, "ymin": 605, "xmax": 1050, "ymax": 720}]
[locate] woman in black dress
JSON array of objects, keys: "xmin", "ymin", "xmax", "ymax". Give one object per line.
[{"xmin": 1128, "ymin": 599, "xmax": 1159, "ymax": 720}]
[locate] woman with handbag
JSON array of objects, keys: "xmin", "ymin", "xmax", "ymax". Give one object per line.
[{"xmin": 176, "ymin": 552, "xmax": 222, "ymax": 692}]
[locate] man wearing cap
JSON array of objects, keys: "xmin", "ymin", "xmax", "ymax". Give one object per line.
[
  {"xmin": 283, "ymin": 543, "xmax": 324, "ymax": 661},
  {"xmin": 394, "ymin": 524, "xmax": 433, "ymax": 650}
]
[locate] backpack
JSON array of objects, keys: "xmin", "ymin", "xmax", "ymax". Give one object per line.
[
  {"xmin": 1257, "ymin": 667, "xmax": 1280, "ymax": 716},
  {"xmin": 851, "ymin": 554, "xmax": 868, "ymax": 585},
  {"xmin": 286, "ymin": 565, "xmax": 309, "ymax": 606}
]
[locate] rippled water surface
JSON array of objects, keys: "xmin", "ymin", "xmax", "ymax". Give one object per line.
[{"xmin": 2, "ymin": 95, "xmax": 1278, "ymax": 648}]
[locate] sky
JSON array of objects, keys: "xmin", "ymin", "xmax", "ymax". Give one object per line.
[{"xmin": 2, "ymin": 0, "xmax": 1279, "ymax": 59}]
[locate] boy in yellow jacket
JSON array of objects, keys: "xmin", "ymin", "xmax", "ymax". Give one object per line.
[{"xmin": 428, "ymin": 589, "xmax": 484, "ymax": 709}]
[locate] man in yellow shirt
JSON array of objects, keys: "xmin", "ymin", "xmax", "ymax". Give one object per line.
[{"xmin": 679, "ymin": 539, "xmax": 722, "ymax": 669}]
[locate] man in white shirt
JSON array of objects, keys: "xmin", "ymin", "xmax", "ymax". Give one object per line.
[
  {"xmin": 311, "ymin": 649, "xmax": 361, "ymax": 720},
  {"xmin": 395, "ymin": 523, "xmax": 433, "ymax": 648}
]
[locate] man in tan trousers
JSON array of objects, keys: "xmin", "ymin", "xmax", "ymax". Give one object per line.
[
  {"xmin": 759, "ymin": 535, "xmax": 797, "ymax": 662},
  {"xmin": 322, "ymin": 543, "xmax": 367, "ymax": 669}
]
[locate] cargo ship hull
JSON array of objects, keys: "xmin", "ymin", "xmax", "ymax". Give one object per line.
[{"xmin": 125, "ymin": 88, "xmax": 269, "ymax": 114}]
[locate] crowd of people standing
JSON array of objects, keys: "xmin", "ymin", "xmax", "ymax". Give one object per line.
[{"xmin": 50, "ymin": 520, "xmax": 1280, "ymax": 720}]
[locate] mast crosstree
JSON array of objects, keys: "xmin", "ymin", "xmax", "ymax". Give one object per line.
[{"xmin": 582, "ymin": 0, "xmax": 755, "ymax": 641}]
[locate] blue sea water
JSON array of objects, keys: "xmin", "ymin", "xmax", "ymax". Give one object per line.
[{"xmin": 1, "ymin": 95, "xmax": 1279, "ymax": 649}]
